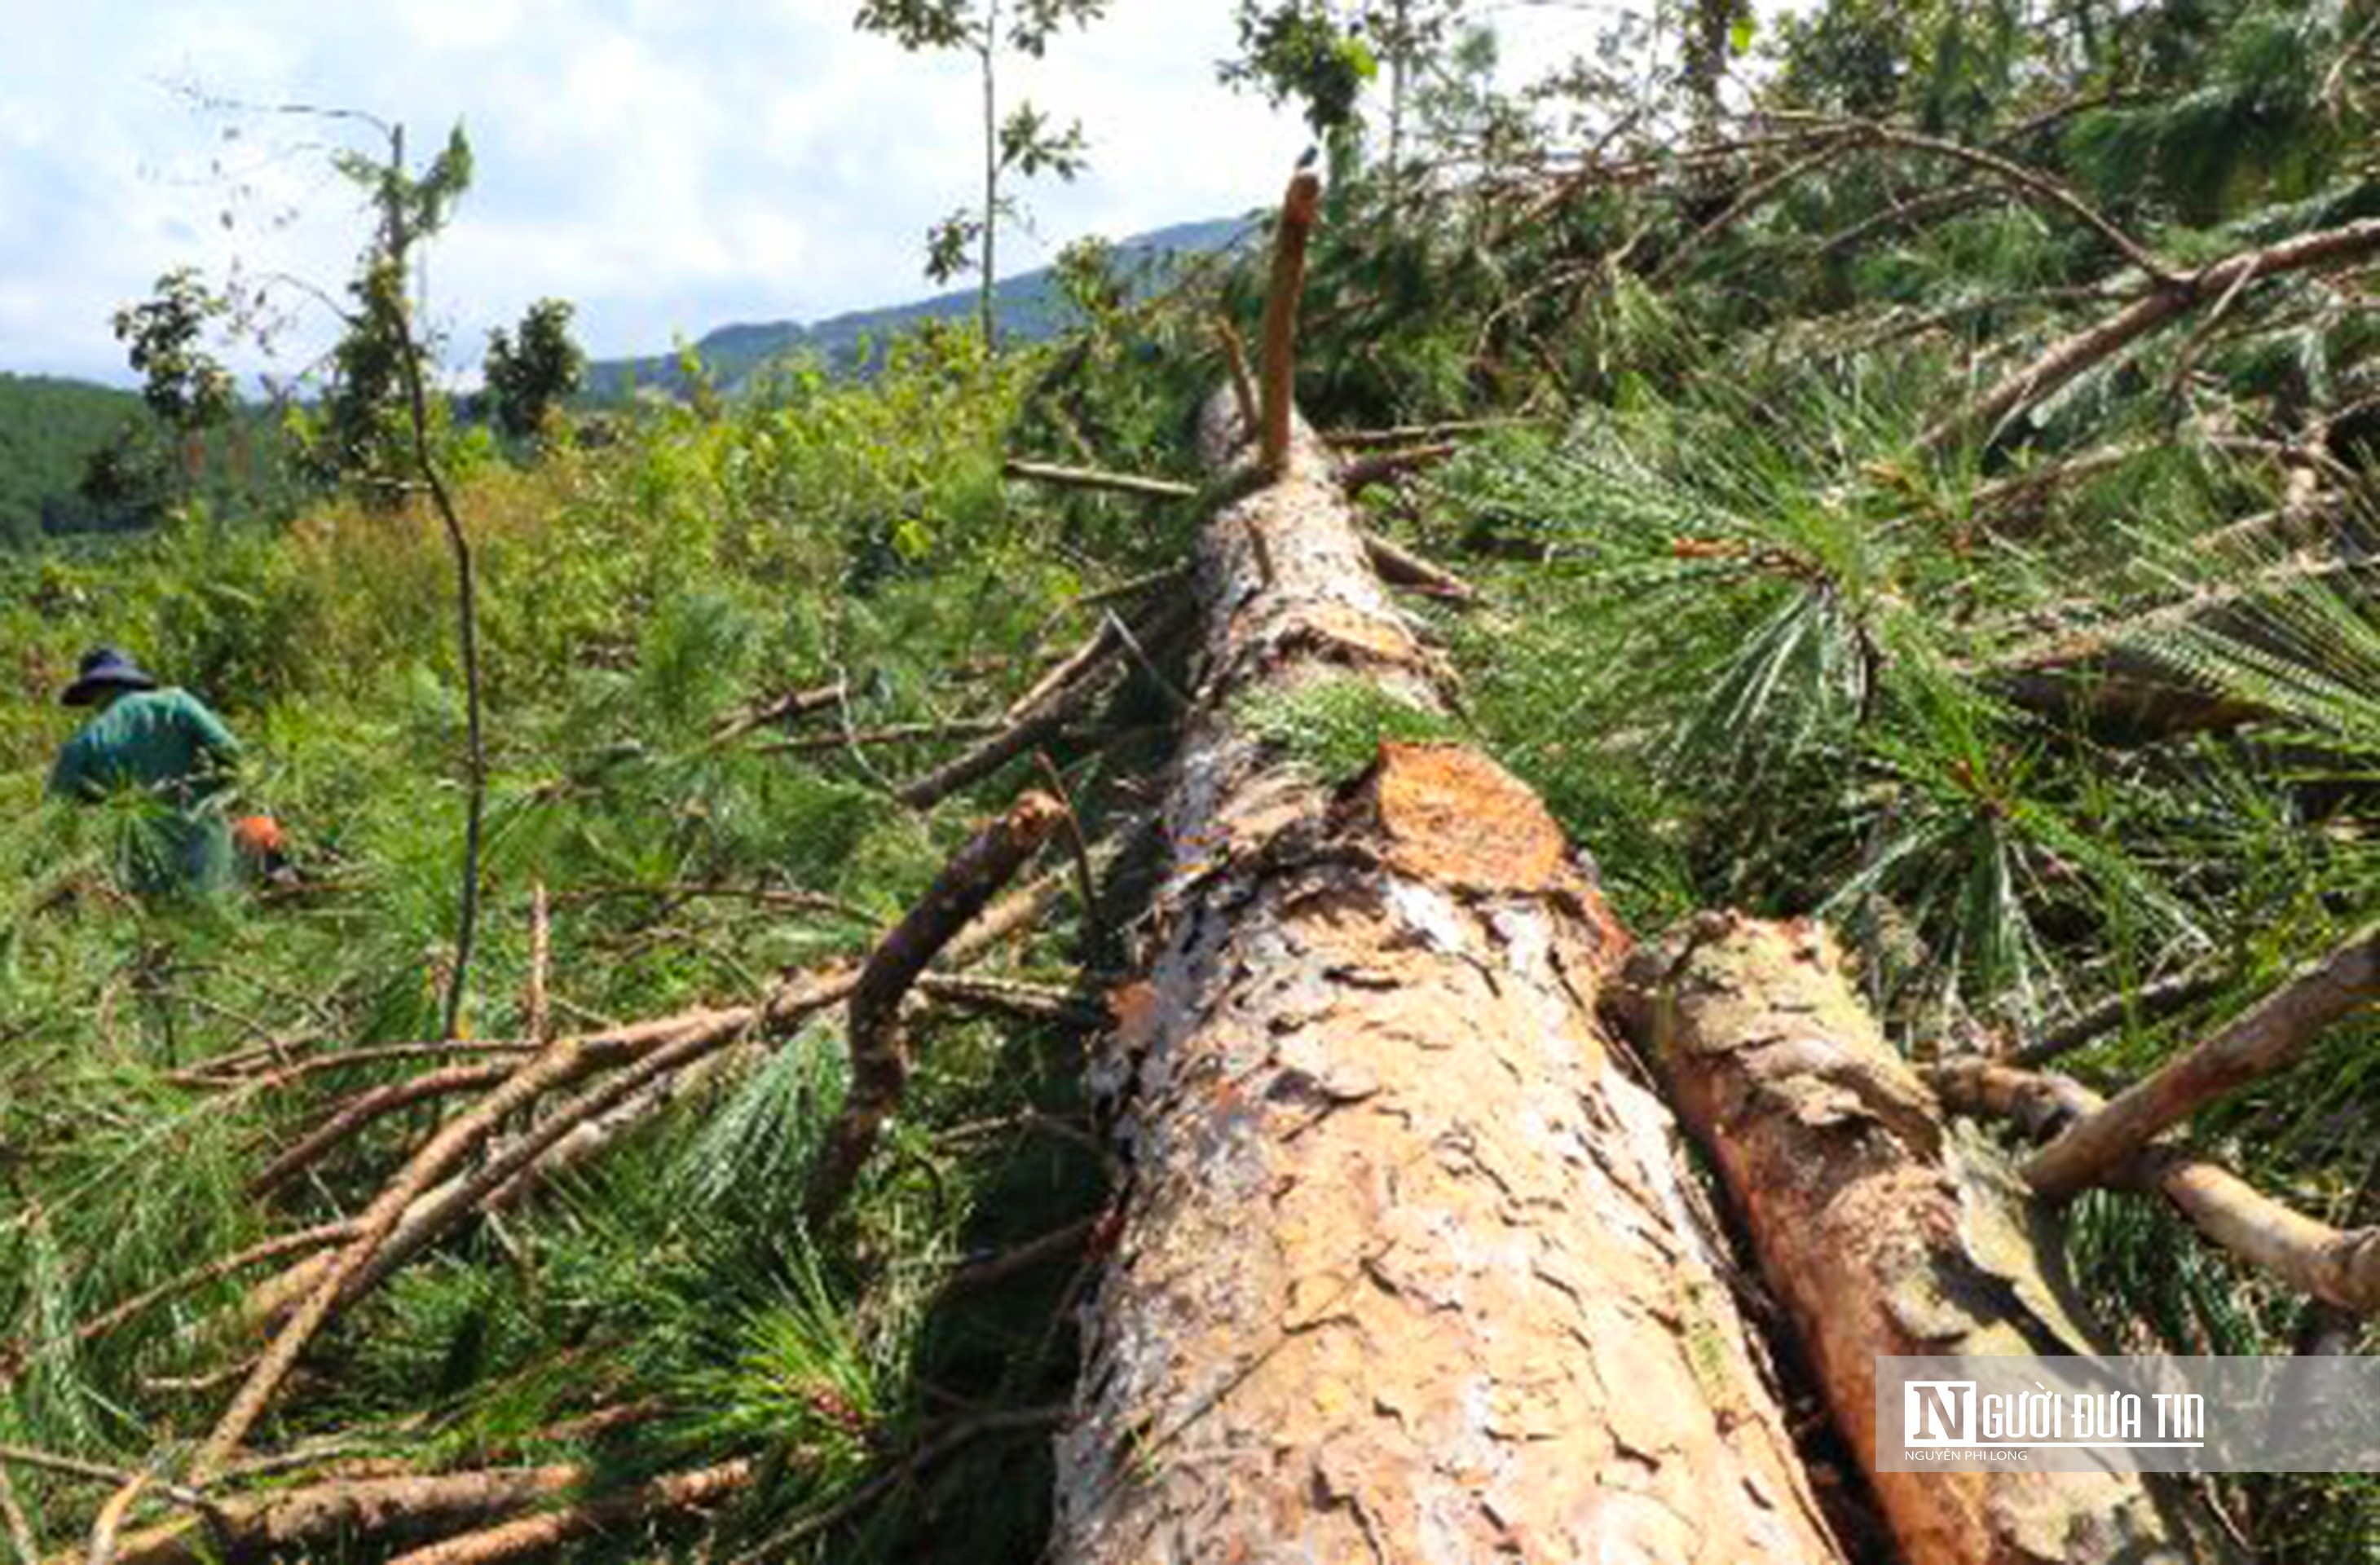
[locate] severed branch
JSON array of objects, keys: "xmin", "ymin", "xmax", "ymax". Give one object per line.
[
  {"xmin": 1340, "ymin": 443, "xmax": 1459, "ymax": 493},
  {"xmin": 712, "ymin": 680, "xmax": 845, "ymax": 745},
  {"xmin": 382, "ymin": 1460, "xmax": 754, "ymax": 1565},
  {"xmin": 1214, "ymin": 317, "xmax": 1258, "ymax": 433},
  {"xmin": 1360, "ymin": 534, "xmax": 1478, "ymax": 603},
  {"xmin": 1258, "ymin": 171, "xmax": 1324, "ymax": 475},
  {"xmin": 1001, "ymin": 459, "xmax": 1197, "ymax": 503},
  {"xmin": 1930, "ymin": 1060, "xmax": 2380, "ymax": 1312},
  {"xmin": 249, "ymin": 1065, "xmax": 514, "ymax": 1197},
  {"xmin": 1923, "ymin": 216, "xmax": 2380, "ymax": 450},
  {"xmin": 894, "ymin": 602, "xmax": 1192, "ymax": 811},
  {"xmin": 85, "ymin": 1465, "xmax": 586, "ymax": 1565},
  {"xmin": 2024, "ymin": 924, "xmax": 2380, "ymax": 1198},
  {"xmin": 805, "ymin": 792, "xmax": 1067, "ymax": 1225},
  {"xmin": 2012, "ymin": 964, "xmax": 2229, "ymax": 1068}
]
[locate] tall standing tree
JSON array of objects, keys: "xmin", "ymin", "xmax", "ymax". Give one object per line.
[
  {"xmin": 853, "ymin": 0, "xmax": 1104, "ymax": 346},
  {"xmin": 484, "ymin": 298, "xmax": 586, "ymax": 443}
]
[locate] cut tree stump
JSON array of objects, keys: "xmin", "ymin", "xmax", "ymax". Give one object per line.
[{"xmin": 1621, "ymin": 913, "xmax": 2233, "ymax": 1565}]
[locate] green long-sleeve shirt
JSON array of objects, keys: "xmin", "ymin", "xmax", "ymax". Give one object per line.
[{"xmin": 48, "ymin": 687, "xmax": 243, "ymax": 893}]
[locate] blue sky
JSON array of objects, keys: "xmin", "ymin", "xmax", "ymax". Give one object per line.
[{"xmin": 0, "ymin": 2, "xmax": 1596, "ymax": 385}]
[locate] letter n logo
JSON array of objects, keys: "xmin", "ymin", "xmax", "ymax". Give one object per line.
[{"xmin": 1905, "ymin": 1381, "xmax": 1975, "ymax": 1446}]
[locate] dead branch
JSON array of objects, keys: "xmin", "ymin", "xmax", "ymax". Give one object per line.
[
  {"xmin": 1931, "ymin": 1060, "xmax": 2380, "ymax": 1311},
  {"xmin": 1029, "ymin": 752, "xmax": 1103, "ymax": 961},
  {"xmin": 522, "ymin": 886, "xmax": 550, "ymax": 1047},
  {"xmin": 249, "ymin": 1065, "xmax": 514, "ymax": 1197},
  {"xmin": 192, "ymin": 970, "xmax": 854, "ymax": 1478},
  {"xmin": 73, "ymin": 1223, "xmax": 358, "ymax": 1350},
  {"xmin": 1779, "ymin": 115, "xmax": 2174, "ymax": 283},
  {"xmin": 711, "ymin": 681, "xmax": 844, "ymax": 745},
  {"xmin": 806, "ymin": 792, "xmax": 1066, "ymax": 1225},
  {"xmin": 762, "ymin": 721, "xmax": 1003, "ymax": 757},
  {"xmin": 1324, "ymin": 416, "xmax": 1540, "ymax": 451},
  {"xmin": 1001, "ymin": 459, "xmax": 1196, "ymax": 502},
  {"xmin": 1360, "ymin": 532, "xmax": 1479, "ymax": 603},
  {"xmin": 2025, "ymin": 924, "xmax": 2380, "ymax": 1197},
  {"xmin": 0, "ymin": 1463, "xmax": 38, "ymax": 1565},
  {"xmin": 1007, "ymin": 620, "xmax": 1127, "ymax": 725},
  {"xmin": 82, "ymin": 1466, "xmax": 584, "ymax": 1565},
  {"xmin": 726, "ymin": 1406, "xmax": 1064, "ymax": 1565},
  {"xmin": 1339, "ymin": 442, "xmax": 1459, "ymax": 493},
  {"xmin": 1214, "ymin": 316, "xmax": 1258, "ymax": 431},
  {"xmin": 894, "ymin": 603, "xmax": 1190, "ymax": 811},
  {"xmin": 944, "ymin": 1216, "xmax": 1096, "ymax": 1294},
  {"xmin": 170, "ymin": 1040, "xmax": 539, "ymax": 1093},
  {"xmin": 1923, "ymin": 216, "xmax": 2380, "ymax": 450},
  {"xmin": 1258, "ymin": 171, "xmax": 1324, "ymax": 475},
  {"xmin": 1648, "ymin": 134, "xmax": 1859, "ymax": 284},
  {"xmin": 913, "ymin": 973, "xmax": 1108, "ymax": 1030},
  {"xmin": 381, "ymin": 1459, "xmax": 754, "ymax": 1565},
  {"xmin": 2012, "ymin": 964, "xmax": 2229, "ymax": 1067}
]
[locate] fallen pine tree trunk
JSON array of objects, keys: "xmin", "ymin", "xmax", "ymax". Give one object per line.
[
  {"xmin": 1054, "ymin": 174, "xmax": 1845, "ymax": 1563},
  {"xmin": 1616, "ymin": 914, "xmax": 2232, "ymax": 1565}
]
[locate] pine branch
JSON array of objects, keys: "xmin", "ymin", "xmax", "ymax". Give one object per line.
[
  {"xmin": 805, "ymin": 791, "xmax": 1066, "ymax": 1226},
  {"xmin": 1258, "ymin": 172, "xmax": 1323, "ymax": 476},
  {"xmin": 1932, "ymin": 1060, "xmax": 2380, "ymax": 1311},
  {"xmin": 2023, "ymin": 924, "xmax": 2380, "ymax": 1198}
]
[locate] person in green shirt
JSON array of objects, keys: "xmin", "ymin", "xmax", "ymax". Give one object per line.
[{"xmin": 47, "ymin": 647, "xmax": 244, "ymax": 894}]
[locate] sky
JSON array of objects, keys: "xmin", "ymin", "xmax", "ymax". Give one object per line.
[{"xmin": 0, "ymin": 1, "xmax": 1607, "ymax": 386}]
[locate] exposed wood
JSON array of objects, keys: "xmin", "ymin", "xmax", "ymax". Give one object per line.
[
  {"xmin": 382, "ymin": 1459, "xmax": 754, "ymax": 1565},
  {"xmin": 805, "ymin": 791, "xmax": 1067, "ymax": 1225},
  {"xmin": 2025, "ymin": 924, "xmax": 2380, "ymax": 1197},
  {"xmin": 1055, "ymin": 390, "xmax": 1843, "ymax": 1558},
  {"xmin": 1001, "ymin": 458, "xmax": 1197, "ymax": 503},
  {"xmin": 1922, "ymin": 217, "xmax": 2380, "ymax": 450},
  {"xmin": 1931, "ymin": 1060, "xmax": 2380, "ymax": 1312},
  {"xmin": 522, "ymin": 884, "xmax": 550, "ymax": 1047},
  {"xmin": 1257, "ymin": 171, "xmax": 1322, "ymax": 475},
  {"xmin": 1622, "ymin": 915, "xmax": 2227, "ymax": 1565}
]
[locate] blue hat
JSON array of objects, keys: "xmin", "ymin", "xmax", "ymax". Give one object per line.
[{"xmin": 62, "ymin": 647, "xmax": 160, "ymax": 708}]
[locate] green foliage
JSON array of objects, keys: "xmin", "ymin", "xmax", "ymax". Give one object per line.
[
  {"xmin": 483, "ymin": 298, "xmax": 587, "ymax": 443},
  {"xmin": 1237, "ymin": 677, "xmax": 1460, "ymax": 785}
]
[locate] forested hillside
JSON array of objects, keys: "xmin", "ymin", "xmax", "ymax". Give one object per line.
[
  {"xmin": 2, "ymin": 1, "xmax": 2377, "ymax": 1562},
  {"xmin": 0, "ymin": 376, "xmax": 145, "ymax": 547}
]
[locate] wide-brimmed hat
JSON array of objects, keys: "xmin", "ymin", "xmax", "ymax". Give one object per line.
[{"xmin": 61, "ymin": 647, "xmax": 160, "ymax": 708}]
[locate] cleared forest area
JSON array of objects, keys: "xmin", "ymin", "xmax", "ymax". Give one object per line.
[{"xmin": 3, "ymin": 0, "xmax": 2378, "ymax": 1559}]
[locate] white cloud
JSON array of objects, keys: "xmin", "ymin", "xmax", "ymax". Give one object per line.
[{"xmin": 0, "ymin": 0, "xmax": 1589, "ymax": 385}]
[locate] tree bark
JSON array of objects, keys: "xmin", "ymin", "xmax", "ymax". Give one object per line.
[
  {"xmin": 1052, "ymin": 407, "xmax": 1846, "ymax": 1561},
  {"xmin": 1620, "ymin": 914, "xmax": 2229, "ymax": 1565}
]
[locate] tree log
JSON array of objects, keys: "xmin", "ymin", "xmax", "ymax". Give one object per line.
[
  {"xmin": 1623, "ymin": 914, "xmax": 2227, "ymax": 1565},
  {"xmin": 1052, "ymin": 400, "xmax": 1844, "ymax": 1559}
]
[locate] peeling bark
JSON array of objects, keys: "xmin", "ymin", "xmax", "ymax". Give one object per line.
[
  {"xmin": 1623, "ymin": 914, "xmax": 2228, "ymax": 1565},
  {"xmin": 1052, "ymin": 408, "xmax": 1845, "ymax": 1562}
]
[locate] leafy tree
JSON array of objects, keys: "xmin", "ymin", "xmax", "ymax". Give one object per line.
[
  {"xmin": 484, "ymin": 298, "xmax": 587, "ymax": 443},
  {"xmin": 853, "ymin": 0, "xmax": 1104, "ymax": 345},
  {"xmin": 112, "ymin": 267, "xmax": 236, "ymax": 503}
]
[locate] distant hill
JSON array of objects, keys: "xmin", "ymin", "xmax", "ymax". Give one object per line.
[
  {"xmin": 586, "ymin": 216, "xmax": 1250, "ymax": 400},
  {"xmin": 0, "ymin": 374, "xmax": 148, "ymax": 548}
]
